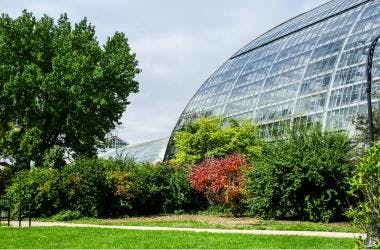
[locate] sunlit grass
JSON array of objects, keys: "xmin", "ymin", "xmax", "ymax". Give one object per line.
[{"xmin": 0, "ymin": 227, "xmax": 356, "ymax": 249}]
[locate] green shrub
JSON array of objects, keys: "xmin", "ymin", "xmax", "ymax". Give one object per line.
[
  {"xmin": 5, "ymin": 158, "xmax": 195, "ymax": 218},
  {"xmin": 59, "ymin": 158, "xmax": 193, "ymax": 216},
  {"xmin": 52, "ymin": 210, "xmax": 82, "ymax": 221},
  {"xmin": 118, "ymin": 162, "xmax": 192, "ymax": 215},
  {"xmin": 172, "ymin": 116, "xmax": 263, "ymax": 165},
  {"xmin": 59, "ymin": 158, "xmax": 115, "ymax": 217},
  {"xmin": 162, "ymin": 166, "xmax": 193, "ymax": 213},
  {"xmin": 6, "ymin": 168, "xmax": 61, "ymax": 217},
  {"xmin": 246, "ymin": 125, "xmax": 354, "ymax": 222},
  {"xmin": 347, "ymin": 140, "xmax": 380, "ymax": 248}
]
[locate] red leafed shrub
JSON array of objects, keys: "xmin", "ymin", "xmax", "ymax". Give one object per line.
[{"xmin": 189, "ymin": 154, "xmax": 251, "ymax": 216}]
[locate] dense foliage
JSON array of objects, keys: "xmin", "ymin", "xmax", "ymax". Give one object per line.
[
  {"xmin": 59, "ymin": 158, "xmax": 115, "ymax": 217},
  {"xmin": 172, "ymin": 117, "xmax": 262, "ymax": 165},
  {"xmin": 112, "ymin": 161, "xmax": 192, "ymax": 215},
  {"xmin": 347, "ymin": 140, "xmax": 380, "ymax": 247},
  {"xmin": 190, "ymin": 154, "xmax": 250, "ymax": 216},
  {"xmin": 246, "ymin": 125, "xmax": 354, "ymax": 222},
  {"xmin": 6, "ymin": 158, "xmax": 192, "ymax": 217},
  {"xmin": 4, "ymin": 117, "xmax": 359, "ymax": 223},
  {"xmin": 0, "ymin": 11, "xmax": 139, "ymax": 170},
  {"xmin": 5, "ymin": 168, "xmax": 60, "ymax": 217}
]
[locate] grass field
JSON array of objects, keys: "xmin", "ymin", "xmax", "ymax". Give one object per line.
[
  {"xmin": 56, "ymin": 215, "xmax": 358, "ymax": 233},
  {"xmin": 0, "ymin": 227, "xmax": 356, "ymax": 249}
]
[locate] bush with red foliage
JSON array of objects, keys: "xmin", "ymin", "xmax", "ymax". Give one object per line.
[{"xmin": 189, "ymin": 154, "xmax": 251, "ymax": 216}]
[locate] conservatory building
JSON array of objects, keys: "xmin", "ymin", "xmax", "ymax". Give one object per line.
[{"xmin": 101, "ymin": 0, "xmax": 380, "ymax": 163}]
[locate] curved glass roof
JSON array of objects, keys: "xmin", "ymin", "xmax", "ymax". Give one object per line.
[
  {"xmin": 233, "ymin": 0, "xmax": 372, "ymax": 57},
  {"xmin": 170, "ymin": 0, "xmax": 380, "ymax": 144},
  {"xmin": 99, "ymin": 137, "xmax": 169, "ymax": 163}
]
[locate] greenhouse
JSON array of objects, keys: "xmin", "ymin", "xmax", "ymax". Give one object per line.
[
  {"xmin": 104, "ymin": 0, "xmax": 380, "ymax": 162},
  {"xmin": 175, "ymin": 0, "xmax": 380, "ymax": 135}
]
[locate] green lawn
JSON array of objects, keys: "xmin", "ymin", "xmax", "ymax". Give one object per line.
[
  {"xmin": 60, "ymin": 216, "xmax": 358, "ymax": 233},
  {"xmin": 0, "ymin": 227, "xmax": 356, "ymax": 249}
]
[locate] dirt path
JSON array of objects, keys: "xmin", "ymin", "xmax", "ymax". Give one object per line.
[
  {"xmin": 95, "ymin": 214, "xmax": 263, "ymax": 225},
  {"xmin": 9, "ymin": 221, "xmax": 365, "ymax": 239}
]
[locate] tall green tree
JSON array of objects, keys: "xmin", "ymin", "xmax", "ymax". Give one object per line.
[
  {"xmin": 172, "ymin": 116, "xmax": 263, "ymax": 166},
  {"xmin": 0, "ymin": 11, "xmax": 140, "ymax": 170}
]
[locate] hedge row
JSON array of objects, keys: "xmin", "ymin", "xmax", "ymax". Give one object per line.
[
  {"xmin": 5, "ymin": 124, "xmax": 356, "ymax": 223},
  {"xmin": 6, "ymin": 158, "xmax": 193, "ymax": 218}
]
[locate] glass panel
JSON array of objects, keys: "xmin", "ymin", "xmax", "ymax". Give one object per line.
[
  {"xmin": 225, "ymin": 96, "xmax": 257, "ymax": 115},
  {"xmin": 255, "ymin": 101, "xmax": 293, "ymax": 122},
  {"xmin": 258, "ymin": 84, "xmax": 298, "ymax": 106},
  {"xmin": 300, "ymin": 74, "xmax": 331, "ymax": 95},
  {"xmin": 333, "ymin": 65, "xmax": 364, "ymax": 87},
  {"xmin": 295, "ymin": 93, "xmax": 327, "ymax": 115},
  {"xmin": 325, "ymin": 106, "xmax": 358, "ymax": 130}
]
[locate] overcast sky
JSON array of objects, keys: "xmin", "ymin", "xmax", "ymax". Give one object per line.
[{"xmin": 2, "ymin": 0, "xmax": 329, "ymax": 144}]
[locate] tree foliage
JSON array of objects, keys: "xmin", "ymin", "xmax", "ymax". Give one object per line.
[
  {"xmin": 0, "ymin": 11, "xmax": 140, "ymax": 170},
  {"xmin": 189, "ymin": 154, "xmax": 250, "ymax": 217},
  {"xmin": 246, "ymin": 125, "xmax": 354, "ymax": 222},
  {"xmin": 347, "ymin": 140, "xmax": 380, "ymax": 247},
  {"xmin": 172, "ymin": 116, "xmax": 263, "ymax": 165}
]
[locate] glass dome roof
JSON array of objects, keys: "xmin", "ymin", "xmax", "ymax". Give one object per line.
[
  {"xmin": 171, "ymin": 0, "xmax": 380, "ymax": 140},
  {"xmin": 108, "ymin": 0, "xmax": 379, "ymax": 163}
]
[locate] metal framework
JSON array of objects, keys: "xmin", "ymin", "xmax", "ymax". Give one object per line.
[{"xmin": 0, "ymin": 197, "xmax": 10, "ymax": 226}]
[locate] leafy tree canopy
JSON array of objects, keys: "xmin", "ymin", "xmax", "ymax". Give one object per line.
[
  {"xmin": 0, "ymin": 11, "xmax": 140, "ymax": 170},
  {"xmin": 172, "ymin": 116, "xmax": 263, "ymax": 166}
]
